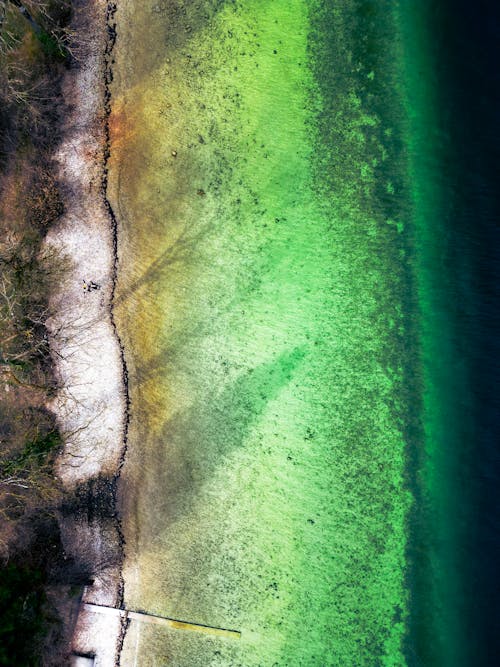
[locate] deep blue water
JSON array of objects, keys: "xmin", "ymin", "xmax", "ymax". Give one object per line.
[{"xmin": 432, "ymin": 1, "xmax": 500, "ymax": 663}]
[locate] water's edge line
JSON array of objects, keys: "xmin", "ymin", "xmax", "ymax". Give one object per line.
[{"xmin": 102, "ymin": 2, "xmax": 131, "ymax": 663}]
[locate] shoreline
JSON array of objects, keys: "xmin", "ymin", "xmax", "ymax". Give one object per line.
[{"xmin": 44, "ymin": 0, "xmax": 128, "ymax": 663}]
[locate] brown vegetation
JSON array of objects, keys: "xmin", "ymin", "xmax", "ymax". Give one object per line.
[
  {"xmin": 0, "ymin": 0, "xmax": 74, "ymax": 559},
  {"xmin": 0, "ymin": 4, "xmax": 81, "ymax": 664},
  {"xmin": 0, "ymin": 153, "xmax": 68, "ymax": 561}
]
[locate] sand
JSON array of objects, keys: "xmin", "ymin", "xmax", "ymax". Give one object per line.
[{"xmin": 44, "ymin": 1, "xmax": 126, "ymax": 664}]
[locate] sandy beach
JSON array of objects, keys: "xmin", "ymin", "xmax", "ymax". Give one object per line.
[{"xmin": 44, "ymin": 1, "xmax": 127, "ymax": 663}]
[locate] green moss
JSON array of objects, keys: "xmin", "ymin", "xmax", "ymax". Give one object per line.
[
  {"xmin": 2, "ymin": 429, "xmax": 61, "ymax": 477},
  {"xmin": 24, "ymin": 430, "xmax": 61, "ymax": 459},
  {"xmin": 38, "ymin": 30, "xmax": 67, "ymax": 61}
]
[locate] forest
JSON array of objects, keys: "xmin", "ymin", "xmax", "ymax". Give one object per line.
[{"xmin": 0, "ymin": 2, "xmax": 81, "ymax": 663}]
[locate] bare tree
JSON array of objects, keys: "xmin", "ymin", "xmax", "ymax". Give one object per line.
[{"xmin": 1, "ymin": 1, "xmax": 71, "ymax": 46}]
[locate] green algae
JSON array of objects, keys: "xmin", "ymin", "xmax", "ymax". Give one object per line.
[
  {"xmin": 110, "ymin": 1, "xmax": 419, "ymax": 665},
  {"xmin": 394, "ymin": 4, "xmax": 472, "ymax": 665}
]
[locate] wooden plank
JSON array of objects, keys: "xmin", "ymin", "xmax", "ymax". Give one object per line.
[
  {"xmin": 82, "ymin": 603, "xmax": 241, "ymax": 639},
  {"xmin": 127, "ymin": 610, "xmax": 241, "ymax": 639},
  {"xmin": 82, "ymin": 603, "xmax": 126, "ymax": 618},
  {"xmin": 70, "ymin": 656, "xmax": 95, "ymax": 667}
]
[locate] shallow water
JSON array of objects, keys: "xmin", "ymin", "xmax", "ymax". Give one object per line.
[{"xmin": 108, "ymin": 1, "xmax": 497, "ymax": 664}]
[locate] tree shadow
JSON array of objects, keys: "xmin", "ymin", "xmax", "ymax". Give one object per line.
[
  {"xmin": 114, "ymin": 213, "xmax": 212, "ymax": 310},
  {"xmin": 126, "ymin": 345, "xmax": 306, "ymax": 542}
]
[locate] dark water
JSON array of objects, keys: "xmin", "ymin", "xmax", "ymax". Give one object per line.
[{"xmin": 430, "ymin": 1, "xmax": 500, "ymax": 663}]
